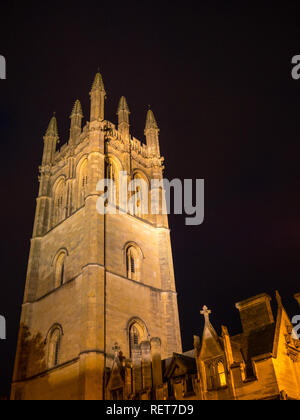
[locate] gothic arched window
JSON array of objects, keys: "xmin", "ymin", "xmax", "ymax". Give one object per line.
[
  {"xmin": 206, "ymin": 359, "xmax": 227, "ymax": 390},
  {"xmin": 48, "ymin": 327, "xmax": 62, "ymax": 369},
  {"xmin": 106, "ymin": 159, "xmax": 117, "ymax": 206},
  {"xmin": 126, "ymin": 246, "xmax": 141, "ymax": 281},
  {"xmin": 54, "ymin": 251, "xmax": 67, "ymax": 288},
  {"xmin": 217, "ymin": 361, "xmax": 227, "ymax": 387},
  {"xmin": 129, "ymin": 325, "xmax": 140, "ymax": 350},
  {"xmin": 131, "ymin": 174, "xmax": 149, "ymax": 218},
  {"xmin": 78, "ymin": 159, "xmax": 88, "ymax": 208},
  {"xmin": 128, "ymin": 319, "xmax": 148, "ymax": 357},
  {"xmin": 53, "ymin": 179, "xmax": 65, "ymax": 226}
]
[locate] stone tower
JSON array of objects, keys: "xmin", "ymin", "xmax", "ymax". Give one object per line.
[{"xmin": 11, "ymin": 72, "xmax": 182, "ymax": 400}]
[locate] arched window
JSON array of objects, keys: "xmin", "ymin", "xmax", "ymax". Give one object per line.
[
  {"xmin": 78, "ymin": 160, "xmax": 88, "ymax": 208},
  {"xmin": 128, "ymin": 321, "xmax": 147, "ymax": 356},
  {"xmin": 106, "ymin": 159, "xmax": 117, "ymax": 205},
  {"xmin": 53, "ymin": 179, "xmax": 65, "ymax": 226},
  {"xmin": 54, "ymin": 251, "xmax": 67, "ymax": 288},
  {"xmin": 129, "ymin": 325, "xmax": 140, "ymax": 350},
  {"xmin": 130, "ymin": 173, "xmax": 149, "ymax": 218},
  {"xmin": 206, "ymin": 360, "xmax": 227, "ymax": 390},
  {"xmin": 47, "ymin": 327, "xmax": 62, "ymax": 369},
  {"xmin": 126, "ymin": 246, "xmax": 141, "ymax": 281},
  {"xmin": 217, "ymin": 361, "xmax": 227, "ymax": 387}
]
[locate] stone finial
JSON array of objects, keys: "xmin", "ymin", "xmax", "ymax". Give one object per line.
[{"xmin": 201, "ymin": 305, "xmax": 211, "ymax": 323}]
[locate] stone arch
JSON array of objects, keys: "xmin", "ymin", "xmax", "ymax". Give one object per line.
[
  {"xmin": 52, "ymin": 249, "xmax": 68, "ymax": 288},
  {"xmin": 123, "ymin": 242, "xmax": 144, "ymax": 281},
  {"xmin": 45, "ymin": 324, "xmax": 64, "ymax": 369},
  {"xmin": 76, "ymin": 157, "xmax": 88, "ymax": 209},
  {"xmin": 126, "ymin": 317, "xmax": 149, "ymax": 356},
  {"xmin": 129, "ymin": 169, "xmax": 150, "ymax": 217},
  {"xmin": 52, "ymin": 176, "xmax": 66, "ymax": 226},
  {"xmin": 105, "ymin": 154, "xmax": 123, "ymax": 207}
]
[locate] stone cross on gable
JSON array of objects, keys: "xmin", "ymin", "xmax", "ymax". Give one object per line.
[{"xmin": 201, "ymin": 305, "xmax": 211, "ymax": 323}]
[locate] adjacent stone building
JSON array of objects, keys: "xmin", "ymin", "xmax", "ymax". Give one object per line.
[
  {"xmin": 106, "ymin": 292, "xmax": 300, "ymax": 400},
  {"xmin": 11, "ymin": 73, "xmax": 300, "ymax": 400}
]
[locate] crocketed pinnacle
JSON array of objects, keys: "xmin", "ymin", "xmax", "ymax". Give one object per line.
[
  {"xmin": 145, "ymin": 108, "xmax": 158, "ymax": 130},
  {"xmin": 45, "ymin": 114, "xmax": 58, "ymax": 137},
  {"xmin": 91, "ymin": 72, "xmax": 105, "ymax": 92},
  {"xmin": 70, "ymin": 99, "xmax": 83, "ymax": 118},
  {"xmin": 117, "ymin": 96, "xmax": 130, "ymax": 114}
]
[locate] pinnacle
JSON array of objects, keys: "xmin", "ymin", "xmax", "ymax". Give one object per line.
[
  {"xmin": 91, "ymin": 72, "xmax": 105, "ymax": 92},
  {"xmin": 45, "ymin": 114, "xmax": 58, "ymax": 137},
  {"xmin": 145, "ymin": 108, "xmax": 158, "ymax": 130},
  {"xmin": 117, "ymin": 96, "xmax": 130, "ymax": 114},
  {"xmin": 70, "ymin": 99, "xmax": 83, "ymax": 118}
]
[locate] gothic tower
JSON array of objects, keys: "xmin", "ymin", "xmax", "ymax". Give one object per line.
[{"xmin": 11, "ymin": 72, "xmax": 182, "ymax": 400}]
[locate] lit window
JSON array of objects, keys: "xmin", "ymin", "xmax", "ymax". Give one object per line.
[
  {"xmin": 206, "ymin": 360, "xmax": 227, "ymax": 390},
  {"xmin": 217, "ymin": 361, "xmax": 227, "ymax": 387}
]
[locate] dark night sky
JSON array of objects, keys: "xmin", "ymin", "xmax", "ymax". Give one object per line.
[{"xmin": 1, "ymin": 1, "xmax": 300, "ymax": 396}]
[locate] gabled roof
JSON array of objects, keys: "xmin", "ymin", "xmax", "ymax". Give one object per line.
[{"xmin": 199, "ymin": 318, "xmax": 224, "ymax": 360}]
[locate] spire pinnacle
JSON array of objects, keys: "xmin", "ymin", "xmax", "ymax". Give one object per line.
[
  {"xmin": 70, "ymin": 99, "xmax": 83, "ymax": 118},
  {"xmin": 91, "ymin": 72, "xmax": 105, "ymax": 92},
  {"xmin": 145, "ymin": 108, "xmax": 159, "ymax": 130},
  {"xmin": 45, "ymin": 114, "xmax": 58, "ymax": 137},
  {"xmin": 117, "ymin": 96, "xmax": 130, "ymax": 114}
]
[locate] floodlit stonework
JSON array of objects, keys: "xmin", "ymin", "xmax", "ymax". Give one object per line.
[
  {"xmin": 11, "ymin": 72, "xmax": 182, "ymax": 400},
  {"xmin": 106, "ymin": 292, "xmax": 300, "ymax": 400},
  {"xmin": 11, "ymin": 73, "xmax": 300, "ymax": 400}
]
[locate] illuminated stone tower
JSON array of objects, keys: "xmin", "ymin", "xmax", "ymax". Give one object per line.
[{"xmin": 11, "ymin": 72, "xmax": 182, "ymax": 400}]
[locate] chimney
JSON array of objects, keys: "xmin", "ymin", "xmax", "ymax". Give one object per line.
[
  {"xmin": 235, "ymin": 293, "xmax": 274, "ymax": 334},
  {"xmin": 295, "ymin": 293, "xmax": 300, "ymax": 307}
]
